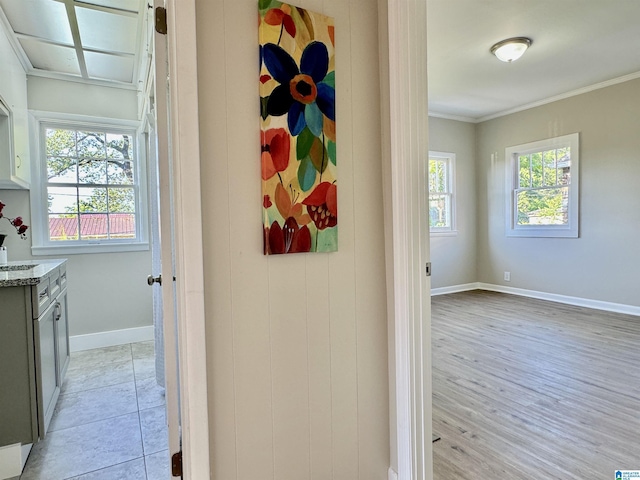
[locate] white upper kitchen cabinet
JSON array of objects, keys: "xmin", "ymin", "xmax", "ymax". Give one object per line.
[{"xmin": 0, "ymin": 15, "xmax": 30, "ymax": 189}]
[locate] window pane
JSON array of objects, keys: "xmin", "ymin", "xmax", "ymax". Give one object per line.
[
  {"xmin": 80, "ymin": 213, "xmax": 109, "ymax": 240},
  {"xmin": 48, "ymin": 186, "xmax": 78, "ymax": 214},
  {"xmin": 47, "ymin": 157, "xmax": 77, "ymax": 183},
  {"xmin": 79, "ymin": 187, "xmax": 107, "ymax": 212},
  {"xmin": 43, "ymin": 126, "xmax": 140, "ymax": 246},
  {"xmin": 428, "ymin": 160, "xmax": 436, "ymax": 193},
  {"xmin": 107, "ymin": 159, "xmax": 134, "ymax": 185},
  {"xmin": 531, "ymin": 152, "xmax": 543, "ymax": 187},
  {"xmin": 78, "ymin": 159, "xmax": 107, "ymax": 184},
  {"xmin": 46, "ymin": 128, "xmax": 76, "ymax": 156},
  {"xmin": 429, "ymin": 159, "xmax": 447, "ymax": 193},
  {"xmin": 76, "ymin": 131, "xmax": 106, "ymax": 158},
  {"xmin": 49, "ymin": 214, "xmax": 79, "ymax": 241},
  {"xmin": 518, "ymin": 155, "xmax": 530, "ymax": 188},
  {"xmin": 558, "ymin": 148, "xmax": 571, "ymax": 185},
  {"xmin": 108, "ymin": 188, "xmax": 135, "ymax": 213},
  {"xmin": 543, "ymin": 149, "xmax": 557, "ymax": 186},
  {"xmin": 429, "ymin": 194, "xmax": 450, "ymax": 228},
  {"xmin": 109, "ymin": 213, "xmax": 136, "ymax": 239},
  {"xmin": 557, "ymin": 147, "xmax": 570, "ymax": 161},
  {"xmin": 516, "ymin": 187, "xmax": 568, "ymax": 225},
  {"xmin": 106, "ymin": 133, "xmax": 133, "ymax": 159},
  {"xmin": 437, "ymin": 162, "xmax": 447, "ymax": 192}
]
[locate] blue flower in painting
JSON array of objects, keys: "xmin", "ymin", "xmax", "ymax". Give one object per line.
[{"xmin": 262, "ymin": 41, "xmax": 335, "ymax": 137}]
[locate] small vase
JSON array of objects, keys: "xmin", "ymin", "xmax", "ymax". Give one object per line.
[{"xmin": 0, "ymin": 246, "xmax": 6, "ymax": 264}]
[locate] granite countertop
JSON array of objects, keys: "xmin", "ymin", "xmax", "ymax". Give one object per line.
[{"xmin": 0, "ymin": 259, "xmax": 67, "ymax": 287}]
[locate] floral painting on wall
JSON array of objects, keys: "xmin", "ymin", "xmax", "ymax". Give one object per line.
[{"xmin": 259, "ymin": 1, "xmax": 337, "ymax": 255}]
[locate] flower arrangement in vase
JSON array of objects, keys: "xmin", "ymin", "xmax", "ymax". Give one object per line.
[{"xmin": 0, "ymin": 200, "xmax": 29, "ymax": 247}]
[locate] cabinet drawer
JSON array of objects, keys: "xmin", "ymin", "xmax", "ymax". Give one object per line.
[
  {"xmin": 49, "ymin": 268, "xmax": 61, "ymax": 299},
  {"xmin": 59, "ymin": 264, "xmax": 67, "ymax": 290},
  {"xmin": 32, "ymin": 278, "xmax": 51, "ymax": 318}
]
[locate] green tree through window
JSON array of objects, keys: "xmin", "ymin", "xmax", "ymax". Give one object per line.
[
  {"xmin": 46, "ymin": 127, "xmax": 138, "ymax": 242},
  {"xmin": 428, "ymin": 152, "xmax": 455, "ymax": 232},
  {"xmin": 506, "ymin": 133, "xmax": 579, "ymax": 238}
]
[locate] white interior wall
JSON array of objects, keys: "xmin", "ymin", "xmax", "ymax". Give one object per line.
[
  {"xmin": 196, "ymin": 0, "xmax": 390, "ymax": 478},
  {"xmin": 27, "ymin": 77, "xmax": 139, "ymax": 121},
  {"xmin": 5, "ymin": 77, "xmax": 153, "ymax": 337},
  {"xmin": 428, "ymin": 117, "xmax": 477, "ymax": 288},
  {"xmin": 476, "ymin": 78, "xmax": 640, "ymax": 307}
]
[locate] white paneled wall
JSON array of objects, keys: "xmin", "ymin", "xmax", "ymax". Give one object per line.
[{"xmin": 196, "ymin": 0, "xmax": 390, "ymax": 479}]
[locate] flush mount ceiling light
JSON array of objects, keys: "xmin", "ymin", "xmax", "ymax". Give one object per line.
[{"xmin": 490, "ymin": 37, "xmax": 532, "ymax": 62}]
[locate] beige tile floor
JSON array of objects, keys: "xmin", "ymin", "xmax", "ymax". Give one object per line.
[{"xmin": 16, "ymin": 342, "xmax": 170, "ymax": 480}]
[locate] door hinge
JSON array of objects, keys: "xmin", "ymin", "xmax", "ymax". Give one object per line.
[
  {"xmin": 171, "ymin": 450, "xmax": 182, "ymax": 477},
  {"xmin": 425, "ymin": 262, "xmax": 432, "ymax": 277},
  {"xmin": 155, "ymin": 7, "xmax": 167, "ymax": 35}
]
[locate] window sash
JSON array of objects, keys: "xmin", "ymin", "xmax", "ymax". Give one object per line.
[
  {"xmin": 428, "ymin": 152, "xmax": 455, "ymax": 233},
  {"xmin": 429, "ymin": 192, "xmax": 452, "ymax": 229},
  {"xmin": 30, "ymin": 113, "xmax": 148, "ymax": 254},
  {"xmin": 43, "ymin": 125, "xmax": 140, "ymax": 244},
  {"xmin": 505, "ymin": 133, "xmax": 579, "ymax": 238}
]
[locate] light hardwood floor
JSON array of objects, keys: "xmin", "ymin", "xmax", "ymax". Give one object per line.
[{"xmin": 432, "ymin": 290, "xmax": 640, "ymax": 479}]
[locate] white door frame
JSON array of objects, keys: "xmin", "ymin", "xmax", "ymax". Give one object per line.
[
  {"xmin": 165, "ymin": 0, "xmax": 210, "ymax": 478},
  {"xmin": 168, "ymin": 0, "xmax": 430, "ymax": 478},
  {"xmin": 381, "ymin": 0, "xmax": 432, "ymax": 479}
]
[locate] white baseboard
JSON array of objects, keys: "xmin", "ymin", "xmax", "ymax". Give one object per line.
[
  {"xmin": 478, "ymin": 283, "xmax": 640, "ymax": 317},
  {"xmin": 431, "ymin": 282, "xmax": 640, "ymax": 316},
  {"xmin": 0, "ymin": 443, "xmax": 31, "ymax": 480},
  {"xmin": 431, "ymin": 282, "xmax": 480, "ymax": 296},
  {"xmin": 388, "ymin": 467, "xmax": 398, "ymax": 480},
  {"xmin": 70, "ymin": 325, "xmax": 154, "ymax": 352}
]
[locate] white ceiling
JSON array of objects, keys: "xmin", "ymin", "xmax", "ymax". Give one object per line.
[
  {"xmin": 1, "ymin": 0, "xmax": 638, "ymax": 111},
  {"xmin": 0, "ymin": 0, "xmax": 150, "ymax": 88},
  {"xmin": 427, "ymin": 0, "xmax": 640, "ymax": 122}
]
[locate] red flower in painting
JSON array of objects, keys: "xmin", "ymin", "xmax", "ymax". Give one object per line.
[
  {"xmin": 264, "ymin": 6, "xmax": 296, "ymax": 40},
  {"xmin": 264, "ymin": 217, "xmax": 311, "ymax": 255},
  {"xmin": 302, "ymin": 182, "xmax": 337, "ymax": 230},
  {"xmin": 263, "ymin": 195, "xmax": 272, "ymax": 209},
  {"xmin": 261, "ymin": 128, "xmax": 290, "ymax": 180}
]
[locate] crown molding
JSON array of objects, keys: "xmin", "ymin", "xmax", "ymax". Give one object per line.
[
  {"xmin": 429, "ymin": 71, "xmax": 640, "ymax": 124},
  {"xmin": 427, "ymin": 110, "xmax": 477, "ymax": 123}
]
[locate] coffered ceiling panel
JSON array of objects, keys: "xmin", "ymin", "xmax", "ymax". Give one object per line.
[
  {"xmin": 19, "ymin": 37, "xmax": 80, "ymax": 75},
  {"xmin": 85, "ymin": 50, "xmax": 134, "ymax": 83},
  {"xmin": 76, "ymin": 6, "xmax": 138, "ymax": 54},
  {"xmin": 0, "ymin": 0, "xmax": 148, "ymax": 88},
  {"xmin": 0, "ymin": 0, "xmax": 72, "ymax": 44}
]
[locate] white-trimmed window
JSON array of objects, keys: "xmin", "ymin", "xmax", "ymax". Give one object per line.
[
  {"xmin": 30, "ymin": 113, "xmax": 148, "ymax": 255},
  {"xmin": 428, "ymin": 151, "xmax": 456, "ymax": 234},
  {"xmin": 505, "ymin": 133, "xmax": 579, "ymax": 238}
]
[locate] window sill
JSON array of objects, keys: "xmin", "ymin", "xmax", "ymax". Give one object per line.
[
  {"xmin": 32, "ymin": 242, "xmax": 150, "ymax": 256},
  {"xmin": 430, "ymin": 230, "xmax": 458, "ymax": 237},
  {"xmin": 506, "ymin": 227, "xmax": 578, "ymax": 238}
]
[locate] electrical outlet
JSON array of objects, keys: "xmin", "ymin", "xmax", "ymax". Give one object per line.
[{"xmin": 504, "ymin": 271, "xmax": 511, "ymax": 282}]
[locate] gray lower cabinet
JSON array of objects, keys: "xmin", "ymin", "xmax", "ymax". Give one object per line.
[
  {"xmin": 56, "ymin": 288, "xmax": 70, "ymax": 381},
  {"xmin": 34, "ymin": 300, "xmax": 60, "ymax": 436},
  {"xmin": 0, "ymin": 262, "xmax": 69, "ymax": 447}
]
